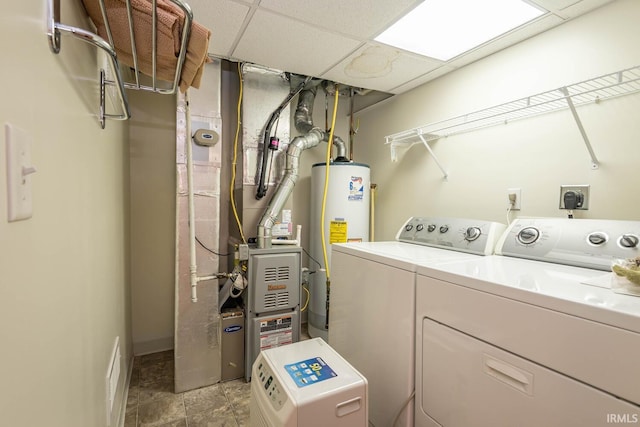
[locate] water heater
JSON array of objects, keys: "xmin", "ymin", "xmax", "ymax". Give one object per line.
[{"xmin": 309, "ymin": 162, "xmax": 370, "ymax": 340}]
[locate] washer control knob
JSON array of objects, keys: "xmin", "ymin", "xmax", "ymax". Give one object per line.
[
  {"xmin": 517, "ymin": 227, "xmax": 540, "ymax": 245},
  {"xmin": 588, "ymin": 232, "xmax": 608, "ymax": 246},
  {"xmin": 619, "ymin": 234, "xmax": 639, "ymax": 248},
  {"xmin": 416, "ymin": 224, "xmax": 424, "ymax": 232},
  {"xmin": 439, "ymin": 225, "xmax": 449, "ymax": 233},
  {"xmin": 464, "ymin": 227, "xmax": 482, "ymax": 242},
  {"xmin": 427, "ymin": 224, "xmax": 436, "ymax": 232},
  {"xmin": 405, "ymin": 224, "xmax": 413, "ymax": 232}
]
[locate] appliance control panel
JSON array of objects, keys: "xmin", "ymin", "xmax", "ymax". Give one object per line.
[
  {"xmin": 396, "ymin": 217, "xmax": 506, "ymax": 255},
  {"xmin": 496, "ymin": 218, "xmax": 640, "ymax": 270},
  {"xmin": 255, "ymin": 356, "xmax": 288, "ymax": 411}
]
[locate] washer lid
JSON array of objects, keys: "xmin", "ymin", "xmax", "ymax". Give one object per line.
[{"xmin": 418, "ymin": 255, "xmax": 640, "ymax": 334}]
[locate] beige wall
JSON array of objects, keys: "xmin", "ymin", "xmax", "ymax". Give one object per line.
[
  {"xmin": 128, "ymin": 91, "xmax": 177, "ymax": 355},
  {"xmin": 347, "ymin": 0, "xmax": 640, "ymax": 241},
  {"xmin": 0, "ymin": 0, "xmax": 131, "ymax": 426}
]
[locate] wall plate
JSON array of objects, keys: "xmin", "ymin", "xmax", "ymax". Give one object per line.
[
  {"xmin": 559, "ymin": 184, "xmax": 590, "ymax": 210},
  {"xmin": 5, "ymin": 124, "xmax": 35, "ymax": 222}
]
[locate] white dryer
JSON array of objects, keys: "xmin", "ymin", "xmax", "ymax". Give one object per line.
[
  {"xmin": 415, "ymin": 218, "xmax": 640, "ymax": 427},
  {"xmin": 328, "ymin": 217, "xmax": 506, "ymax": 427}
]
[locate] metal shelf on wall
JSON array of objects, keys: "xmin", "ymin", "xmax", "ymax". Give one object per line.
[
  {"xmin": 46, "ymin": 0, "xmax": 194, "ymax": 128},
  {"xmin": 384, "ymin": 65, "xmax": 640, "ymax": 176}
]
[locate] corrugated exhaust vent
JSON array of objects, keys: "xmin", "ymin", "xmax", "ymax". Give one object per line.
[
  {"xmin": 264, "ymin": 266, "xmax": 290, "ymax": 282},
  {"xmin": 264, "ymin": 292, "xmax": 290, "ymax": 309}
]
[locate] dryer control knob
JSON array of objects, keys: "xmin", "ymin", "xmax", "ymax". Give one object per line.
[
  {"xmin": 619, "ymin": 234, "xmax": 639, "ymax": 248},
  {"xmin": 464, "ymin": 227, "xmax": 482, "ymax": 242},
  {"xmin": 405, "ymin": 224, "xmax": 414, "ymax": 232},
  {"xmin": 588, "ymin": 232, "xmax": 608, "ymax": 246},
  {"xmin": 416, "ymin": 224, "xmax": 424, "ymax": 232},
  {"xmin": 439, "ymin": 225, "xmax": 449, "ymax": 233},
  {"xmin": 427, "ymin": 224, "xmax": 436, "ymax": 232},
  {"xmin": 517, "ymin": 227, "xmax": 540, "ymax": 245}
]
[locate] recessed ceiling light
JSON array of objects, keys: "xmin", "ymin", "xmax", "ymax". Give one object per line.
[{"xmin": 375, "ymin": 0, "xmax": 546, "ymax": 61}]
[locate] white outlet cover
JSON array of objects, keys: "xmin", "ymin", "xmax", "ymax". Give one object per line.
[
  {"xmin": 5, "ymin": 124, "xmax": 35, "ymax": 222},
  {"xmin": 507, "ymin": 187, "xmax": 521, "ymax": 210}
]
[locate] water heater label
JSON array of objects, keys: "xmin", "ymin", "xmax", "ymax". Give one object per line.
[
  {"xmin": 284, "ymin": 357, "xmax": 337, "ymax": 387},
  {"xmin": 330, "ymin": 221, "xmax": 348, "ymax": 244},
  {"xmin": 348, "ymin": 176, "xmax": 364, "ymax": 201}
]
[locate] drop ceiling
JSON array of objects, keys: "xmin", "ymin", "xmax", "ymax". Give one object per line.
[{"xmin": 188, "ymin": 0, "xmax": 614, "ymax": 94}]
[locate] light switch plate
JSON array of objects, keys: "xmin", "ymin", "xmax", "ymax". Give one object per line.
[{"xmin": 5, "ymin": 123, "xmax": 35, "ymax": 222}]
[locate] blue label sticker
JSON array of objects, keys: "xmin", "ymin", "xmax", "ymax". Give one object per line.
[
  {"xmin": 223, "ymin": 325, "xmax": 243, "ymax": 333},
  {"xmin": 284, "ymin": 357, "xmax": 337, "ymax": 388},
  {"xmin": 348, "ymin": 176, "xmax": 364, "ymax": 201}
]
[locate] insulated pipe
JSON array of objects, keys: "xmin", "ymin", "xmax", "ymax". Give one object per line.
[{"xmin": 257, "ymin": 128, "xmax": 326, "ymax": 248}]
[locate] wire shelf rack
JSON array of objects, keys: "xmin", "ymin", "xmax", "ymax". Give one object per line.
[
  {"xmin": 385, "ymin": 65, "xmax": 640, "ymax": 175},
  {"xmin": 47, "ymin": 0, "xmax": 193, "ymax": 128}
]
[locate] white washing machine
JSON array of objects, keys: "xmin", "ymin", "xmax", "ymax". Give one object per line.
[
  {"xmin": 328, "ymin": 217, "xmax": 506, "ymax": 427},
  {"xmin": 415, "ymin": 218, "xmax": 640, "ymax": 427}
]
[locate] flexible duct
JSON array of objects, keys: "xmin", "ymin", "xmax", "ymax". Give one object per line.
[
  {"xmin": 257, "ymin": 85, "xmax": 345, "ymax": 248},
  {"xmin": 257, "ymin": 128, "xmax": 325, "ymax": 248}
]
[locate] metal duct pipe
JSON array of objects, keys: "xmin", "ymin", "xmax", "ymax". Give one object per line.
[
  {"xmin": 293, "ymin": 86, "xmax": 318, "ymax": 134},
  {"xmin": 297, "ymin": 86, "xmax": 346, "ymax": 160},
  {"xmin": 332, "ymin": 135, "xmax": 348, "ymax": 161},
  {"xmin": 257, "ymin": 84, "xmax": 349, "ymax": 248},
  {"xmin": 257, "ymin": 128, "xmax": 326, "ymax": 248}
]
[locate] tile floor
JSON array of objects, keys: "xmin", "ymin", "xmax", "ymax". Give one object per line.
[
  {"xmin": 124, "ymin": 349, "xmax": 251, "ymax": 427},
  {"xmin": 124, "ymin": 326, "xmax": 311, "ymax": 427}
]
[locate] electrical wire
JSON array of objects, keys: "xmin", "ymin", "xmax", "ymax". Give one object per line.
[
  {"xmin": 300, "ymin": 285, "xmax": 310, "ymax": 311},
  {"xmin": 302, "ymin": 246, "xmax": 322, "ymax": 269},
  {"xmin": 195, "ymin": 236, "xmax": 230, "ymax": 257},
  {"xmin": 320, "ymin": 84, "xmax": 339, "ymax": 281},
  {"xmin": 506, "ymin": 205, "xmax": 512, "ymax": 226},
  {"xmin": 230, "ymin": 62, "xmax": 247, "ymax": 244},
  {"xmin": 392, "ymin": 389, "xmax": 415, "ymax": 427}
]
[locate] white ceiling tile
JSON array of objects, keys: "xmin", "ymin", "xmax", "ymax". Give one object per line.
[
  {"xmin": 556, "ymin": 0, "xmax": 615, "ymax": 17},
  {"xmin": 529, "ymin": 0, "xmax": 582, "ymax": 12},
  {"xmin": 186, "ymin": 0, "xmax": 615, "ymax": 94},
  {"xmin": 389, "ymin": 65, "xmax": 458, "ymax": 94},
  {"xmin": 321, "ymin": 43, "xmax": 443, "ymax": 92},
  {"xmin": 232, "ymin": 10, "xmax": 362, "ymax": 78},
  {"xmin": 189, "ymin": 0, "xmax": 251, "ymax": 57},
  {"xmin": 258, "ymin": 0, "xmax": 422, "ymax": 39}
]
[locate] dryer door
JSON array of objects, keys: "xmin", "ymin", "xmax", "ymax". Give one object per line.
[{"xmin": 417, "ymin": 318, "xmax": 640, "ymax": 427}]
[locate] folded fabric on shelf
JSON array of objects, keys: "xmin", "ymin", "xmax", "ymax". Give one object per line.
[{"xmin": 81, "ymin": 0, "xmax": 211, "ymax": 92}]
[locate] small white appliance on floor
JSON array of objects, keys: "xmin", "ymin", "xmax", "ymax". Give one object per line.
[
  {"xmin": 415, "ymin": 218, "xmax": 640, "ymax": 427},
  {"xmin": 328, "ymin": 217, "xmax": 506, "ymax": 427},
  {"xmin": 249, "ymin": 337, "xmax": 368, "ymax": 427}
]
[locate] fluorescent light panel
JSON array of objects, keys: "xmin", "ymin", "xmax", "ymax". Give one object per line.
[{"xmin": 375, "ymin": 0, "xmax": 545, "ymax": 61}]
